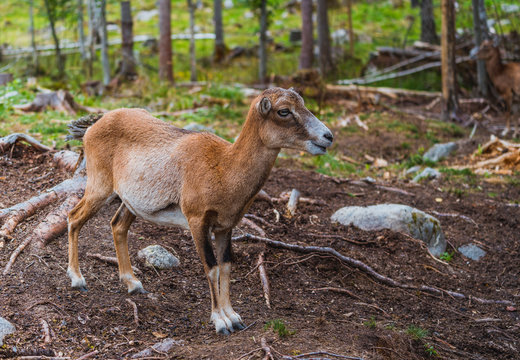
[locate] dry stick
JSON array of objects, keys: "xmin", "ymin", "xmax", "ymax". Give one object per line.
[
  {"xmin": 87, "ymin": 253, "xmax": 142, "ymax": 274},
  {"xmin": 255, "ymin": 189, "xmax": 273, "ymax": 205},
  {"xmin": 257, "ymin": 252, "xmax": 271, "ymax": 308},
  {"xmin": 240, "ymin": 218, "xmax": 266, "ymax": 237},
  {"xmin": 40, "ymin": 319, "xmax": 51, "ymax": 344},
  {"xmin": 126, "ymin": 298, "xmax": 139, "ymax": 326},
  {"xmin": 244, "ymin": 213, "xmax": 271, "ymax": 227},
  {"xmin": 286, "ymin": 189, "xmax": 301, "ymax": 217},
  {"xmin": 293, "ymin": 351, "xmax": 365, "ymax": 360},
  {"xmin": 233, "ymin": 234, "xmax": 515, "ymax": 306},
  {"xmin": 260, "ymin": 337, "xmax": 274, "ymax": 360},
  {"xmin": 311, "ymin": 287, "xmax": 361, "ymax": 301},
  {"xmin": 348, "ymin": 180, "xmax": 415, "ymax": 197},
  {"xmin": 236, "ymin": 347, "xmax": 263, "ymax": 360},
  {"xmin": 430, "ymin": 210, "xmax": 478, "ymax": 226},
  {"xmin": 0, "ymin": 133, "xmax": 53, "ymax": 153},
  {"xmin": 76, "ymin": 350, "xmax": 99, "ymax": 360}
]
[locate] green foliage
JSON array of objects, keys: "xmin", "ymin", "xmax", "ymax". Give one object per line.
[
  {"xmin": 403, "ymin": 153, "xmax": 436, "ymax": 169},
  {"xmin": 363, "ymin": 316, "xmax": 377, "ymax": 329},
  {"xmin": 264, "ymin": 319, "xmax": 294, "ymax": 338},
  {"xmin": 406, "ymin": 325, "xmax": 429, "ymax": 340},
  {"xmin": 303, "ymin": 151, "xmax": 357, "ymax": 177},
  {"xmin": 439, "ymin": 251, "xmax": 454, "ymax": 262},
  {"xmin": 424, "ymin": 343, "xmax": 438, "ymax": 357}
]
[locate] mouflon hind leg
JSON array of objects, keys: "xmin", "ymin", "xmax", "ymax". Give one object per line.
[{"xmin": 111, "ymin": 203, "xmax": 144, "ymax": 294}]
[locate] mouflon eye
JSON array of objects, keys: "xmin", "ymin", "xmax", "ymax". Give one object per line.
[{"xmin": 277, "ymin": 109, "xmax": 291, "ymax": 117}]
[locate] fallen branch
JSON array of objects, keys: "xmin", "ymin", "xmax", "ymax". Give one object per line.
[
  {"xmin": 76, "ymin": 350, "xmax": 99, "ymax": 360},
  {"xmin": 13, "ymin": 90, "xmax": 105, "ymax": 115},
  {"xmin": 261, "ymin": 337, "xmax": 274, "ymax": 360},
  {"xmin": 53, "ymin": 150, "xmax": 80, "ymax": 172},
  {"xmin": 286, "ymin": 189, "xmax": 301, "ymax": 217},
  {"xmin": 311, "ymin": 287, "xmax": 361, "ymax": 301},
  {"xmin": 430, "ymin": 211, "xmax": 478, "ymax": 226},
  {"xmin": 257, "ymin": 252, "xmax": 271, "ymax": 308},
  {"xmin": 254, "ymin": 189, "xmax": 274, "ymax": 205},
  {"xmin": 244, "ymin": 214, "xmax": 271, "ymax": 227},
  {"xmin": 233, "ymin": 234, "xmax": 515, "ymax": 306},
  {"xmin": 126, "ymin": 299, "xmax": 139, "ymax": 326},
  {"xmin": 87, "ymin": 253, "xmax": 142, "ymax": 274},
  {"xmin": 348, "ymin": 180, "xmax": 415, "ymax": 197},
  {"xmin": 0, "ymin": 133, "xmax": 52, "ymax": 154},
  {"xmin": 240, "ymin": 218, "xmax": 266, "ymax": 237},
  {"xmin": 293, "ymin": 351, "xmax": 364, "ymax": 360},
  {"xmin": 40, "ymin": 319, "xmax": 51, "ymax": 344}
]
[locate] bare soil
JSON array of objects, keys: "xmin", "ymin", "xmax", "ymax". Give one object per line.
[{"xmin": 1, "ymin": 126, "xmax": 519, "ymax": 359}]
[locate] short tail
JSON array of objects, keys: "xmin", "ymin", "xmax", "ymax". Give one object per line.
[{"xmin": 66, "ymin": 113, "xmax": 104, "ymax": 141}]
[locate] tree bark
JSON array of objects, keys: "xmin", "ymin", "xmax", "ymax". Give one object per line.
[
  {"xmin": 120, "ymin": 1, "xmax": 136, "ymax": 79},
  {"xmin": 258, "ymin": 0, "xmax": 268, "ymax": 83},
  {"xmin": 317, "ymin": 0, "xmax": 333, "ymax": 75},
  {"xmin": 158, "ymin": 0, "xmax": 174, "ymax": 83},
  {"xmin": 472, "ymin": 0, "xmax": 488, "ymax": 96},
  {"xmin": 420, "ymin": 0, "xmax": 439, "ymax": 44},
  {"xmin": 299, "ymin": 0, "xmax": 314, "ymax": 69},
  {"xmin": 187, "ymin": 0, "xmax": 197, "ymax": 82},
  {"xmin": 87, "ymin": 0, "xmax": 96, "ymax": 77},
  {"xmin": 347, "ymin": 0, "xmax": 354, "ymax": 57},
  {"xmin": 77, "ymin": 0, "xmax": 87, "ymax": 61},
  {"xmin": 98, "ymin": 0, "xmax": 110, "ymax": 86},
  {"xmin": 43, "ymin": 0, "xmax": 65, "ymax": 77},
  {"xmin": 213, "ymin": 0, "xmax": 226, "ymax": 63},
  {"xmin": 441, "ymin": 0, "xmax": 458, "ymax": 121},
  {"xmin": 29, "ymin": 0, "xmax": 39, "ymax": 73}
]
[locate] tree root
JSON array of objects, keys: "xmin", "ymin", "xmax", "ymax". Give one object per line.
[
  {"xmin": 87, "ymin": 253, "xmax": 142, "ymax": 274},
  {"xmin": 0, "ymin": 133, "xmax": 52, "ymax": 154},
  {"xmin": 234, "ymin": 234, "xmax": 515, "ymax": 306},
  {"xmin": 2, "ymin": 159, "xmax": 86, "ymax": 275},
  {"xmin": 257, "ymin": 252, "xmax": 271, "ymax": 308}
]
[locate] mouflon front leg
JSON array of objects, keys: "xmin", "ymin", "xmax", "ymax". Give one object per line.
[
  {"xmin": 110, "ymin": 203, "xmax": 144, "ymax": 294},
  {"xmin": 215, "ymin": 230, "xmax": 245, "ymax": 331},
  {"xmin": 189, "ymin": 217, "xmax": 233, "ymax": 335}
]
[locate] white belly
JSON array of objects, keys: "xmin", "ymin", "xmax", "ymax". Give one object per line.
[{"xmin": 124, "ymin": 201, "xmax": 189, "ymax": 230}]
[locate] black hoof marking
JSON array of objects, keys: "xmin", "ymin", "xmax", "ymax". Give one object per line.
[
  {"xmin": 217, "ymin": 328, "xmax": 231, "ymax": 336},
  {"xmin": 233, "ymin": 322, "xmax": 246, "ymax": 330},
  {"xmin": 129, "ymin": 287, "xmax": 147, "ymax": 295},
  {"xmin": 77, "ymin": 286, "xmax": 88, "ymax": 293}
]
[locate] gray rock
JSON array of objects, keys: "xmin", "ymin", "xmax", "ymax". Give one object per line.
[
  {"xmin": 458, "ymin": 243, "xmax": 486, "ymax": 261},
  {"xmin": 183, "ymin": 123, "xmax": 215, "ymax": 133},
  {"xmin": 138, "ymin": 245, "xmax": 180, "ymax": 269},
  {"xmin": 331, "ymin": 204, "xmax": 446, "ymax": 257},
  {"xmin": 132, "ymin": 338, "xmax": 184, "ymax": 358},
  {"xmin": 413, "ymin": 167, "xmax": 441, "ymax": 182},
  {"xmin": 406, "ymin": 165, "xmax": 422, "ymax": 175},
  {"xmin": 0, "ymin": 317, "xmax": 15, "ymax": 346},
  {"xmin": 423, "ymin": 142, "xmax": 458, "ymax": 162}
]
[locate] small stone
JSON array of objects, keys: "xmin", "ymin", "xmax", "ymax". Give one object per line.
[
  {"xmin": 423, "ymin": 142, "xmax": 458, "ymax": 162},
  {"xmin": 506, "ymin": 306, "xmax": 516, "ymax": 312},
  {"xmin": 413, "ymin": 167, "xmax": 441, "ymax": 182},
  {"xmin": 138, "ymin": 245, "xmax": 180, "ymax": 270},
  {"xmin": 458, "ymin": 243, "xmax": 486, "ymax": 261},
  {"xmin": 0, "ymin": 317, "xmax": 15, "ymax": 346},
  {"xmin": 132, "ymin": 338, "xmax": 184, "ymax": 358}
]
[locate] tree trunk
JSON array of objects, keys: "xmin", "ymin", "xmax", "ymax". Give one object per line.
[
  {"xmin": 299, "ymin": 0, "xmax": 314, "ymax": 69},
  {"xmin": 441, "ymin": 0, "xmax": 458, "ymax": 121},
  {"xmin": 158, "ymin": 0, "xmax": 174, "ymax": 83},
  {"xmin": 347, "ymin": 0, "xmax": 354, "ymax": 57},
  {"xmin": 187, "ymin": 0, "xmax": 197, "ymax": 82},
  {"xmin": 258, "ymin": 0, "xmax": 268, "ymax": 83},
  {"xmin": 317, "ymin": 0, "xmax": 333, "ymax": 75},
  {"xmin": 29, "ymin": 0, "xmax": 38, "ymax": 73},
  {"xmin": 87, "ymin": 0, "xmax": 96, "ymax": 77},
  {"xmin": 420, "ymin": 0, "xmax": 439, "ymax": 44},
  {"xmin": 43, "ymin": 0, "xmax": 65, "ymax": 77},
  {"xmin": 472, "ymin": 0, "xmax": 488, "ymax": 96},
  {"xmin": 120, "ymin": 1, "xmax": 136, "ymax": 79},
  {"xmin": 98, "ymin": 0, "xmax": 110, "ymax": 86},
  {"xmin": 77, "ymin": 0, "xmax": 87, "ymax": 61},
  {"xmin": 213, "ymin": 0, "xmax": 226, "ymax": 63}
]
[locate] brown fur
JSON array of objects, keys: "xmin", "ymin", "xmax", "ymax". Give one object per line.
[
  {"xmin": 66, "ymin": 87, "xmax": 333, "ymax": 334},
  {"xmin": 477, "ymin": 40, "xmax": 520, "ymax": 136}
]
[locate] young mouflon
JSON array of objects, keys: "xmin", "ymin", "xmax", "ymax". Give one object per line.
[{"xmin": 66, "ymin": 87, "xmax": 333, "ymax": 334}]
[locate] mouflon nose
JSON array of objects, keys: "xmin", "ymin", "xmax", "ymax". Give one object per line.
[{"xmin": 323, "ymin": 132, "xmax": 334, "ymax": 143}]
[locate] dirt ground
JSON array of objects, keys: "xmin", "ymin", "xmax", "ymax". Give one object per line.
[{"xmin": 1, "ymin": 116, "xmax": 519, "ymax": 360}]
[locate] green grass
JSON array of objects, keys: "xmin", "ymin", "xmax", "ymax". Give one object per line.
[
  {"xmin": 363, "ymin": 316, "xmax": 377, "ymax": 329},
  {"xmin": 439, "ymin": 251, "xmax": 454, "ymax": 262},
  {"xmin": 406, "ymin": 325, "xmax": 429, "ymax": 340},
  {"xmin": 264, "ymin": 319, "xmax": 295, "ymax": 338}
]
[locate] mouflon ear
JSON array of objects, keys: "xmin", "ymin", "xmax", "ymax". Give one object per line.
[{"xmin": 257, "ymin": 97, "xmax": 272, "ymax": 117}]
